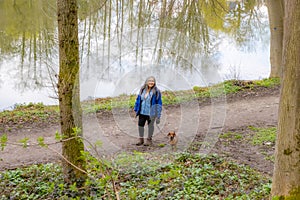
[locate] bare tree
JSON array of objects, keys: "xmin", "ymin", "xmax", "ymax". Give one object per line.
[
  {"xmin": 266, "ymin": 0, "xmax": 284, "ymax": 78},
  {"xmin": 57, "ymin": 0, "xmax": 86, "ymax": 185},
  {"xmin": 271, "ymin": 0, "xmax": 300, "ymax": 198}
]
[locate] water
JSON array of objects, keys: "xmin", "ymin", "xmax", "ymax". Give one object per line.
[
  {"xmin": 0, "ymin": 34, "xmax": 270, "ymax": 111},
  {"xmin": 0, "ymin": 2, "xmax": 270, "ymax": 111}
]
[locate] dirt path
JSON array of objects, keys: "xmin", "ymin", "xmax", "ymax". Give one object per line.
[{"xmin": 0, "ymin": 87, "xmax": 279, "ymax": 174}]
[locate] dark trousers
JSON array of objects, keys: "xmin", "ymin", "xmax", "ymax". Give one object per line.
[{"xmin": 138, "ymin": 114, "xmax": 155, "ymax": 138}]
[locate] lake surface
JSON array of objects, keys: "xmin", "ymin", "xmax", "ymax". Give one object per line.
[{"xmin": 0, "ymin": 2, "xmax": 270, "ymax": 110}]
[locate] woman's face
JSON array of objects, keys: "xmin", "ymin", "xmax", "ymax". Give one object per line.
[{"xmin": 147, "ymin": 78, "xmax": 155, "ymax": 88}]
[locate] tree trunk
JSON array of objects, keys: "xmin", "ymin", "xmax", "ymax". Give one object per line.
[
  {"xmin": 266, "ymin": 0, "xmax": 284, "ymax": 78},
  {"xmin": 57, "ymin": 0, "xmax": 86, "ymax": 185},
  {"xmin": 271, "ymin": 0, "xmax": 300, "ymax": 198}
]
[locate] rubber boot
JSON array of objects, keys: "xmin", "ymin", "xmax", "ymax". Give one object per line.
[
  {"xmin": 144, "ymin": 120, "xmax": 154, "ymax": 146},
  {"xmin": 144, "ymin": 138, "xmax": 152, "ymax": 146},
  {"xmin": 136, "ymin": 138, "xmax": 144, "ymax": 146}
]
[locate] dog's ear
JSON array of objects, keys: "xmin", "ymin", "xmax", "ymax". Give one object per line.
[{"xmin": 167, "ymin": 132, "xmax": 171, "ymax": 136}]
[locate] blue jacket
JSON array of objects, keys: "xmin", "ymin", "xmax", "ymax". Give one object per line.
[{"xmin": 134, "ymin": 87, "xmax": 162, "ymax": 118}]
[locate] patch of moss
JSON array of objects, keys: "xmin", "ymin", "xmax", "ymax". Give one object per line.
[{"xmin": 273, "ymin": 187, "xmax": 300, "ymax": 200}]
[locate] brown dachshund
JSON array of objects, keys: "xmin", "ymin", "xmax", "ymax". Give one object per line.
[{"xmin": 167, "ymin": 131, "xmax": 178, "ymax": 151}]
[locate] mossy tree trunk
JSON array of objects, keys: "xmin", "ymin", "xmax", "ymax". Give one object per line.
[
  {"xmin": 57, "ymin": 0, "xmax": 86, "ymax": 185},
  {"xmin": 271, "ymin": 0, "xmax": 300, "ymax": 198},
  {"xmin": 266, "ymin": 0, "xmax": 284, "ymax": 78}
]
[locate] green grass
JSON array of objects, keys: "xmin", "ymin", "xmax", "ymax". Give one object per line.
[
  {"xmin": 0, "ymin": 103, "xmax": 59, "ymax": 127},
  {"xmin": 248, "ymin": 126, "xmax": 277, "ymax": 145},
  {"xmin": 220, "ymin": 131, "xmax": 243, "ymax": 140},
  {"xmin": 0, "ymin": 152, "xmax": 272, "ymax": 199},
  {"xmin": 262, "ymin": 152, "xmax": 275, "ymax": 162},
  {"xmin": 254, "ymin": 78, "xmax": 280, "ymax": 87}
]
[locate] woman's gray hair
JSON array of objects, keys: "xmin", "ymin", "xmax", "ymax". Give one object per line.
[
  {"xmin": 144, "ymin": 76, "xmax": 156, "ymax": 85},
  {"xmin": 139, "ymin": 76, "xmax": 158, "ymax": 94}
]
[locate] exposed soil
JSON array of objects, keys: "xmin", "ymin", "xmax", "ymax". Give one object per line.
[{"xmin": 0, "ymin": 86, "xmax": 280, "ymax": 176}]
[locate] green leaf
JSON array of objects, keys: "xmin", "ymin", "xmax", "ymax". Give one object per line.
[
  {"xmin": 19, "ymin": 137, "xmax": 29, "ymax": 148},
  {"xmin": 55, "ymin": 131, "xmax": 62, "ymax": 141},
  {"xmin": 72, "ymin": 127, "xmax": 82, "ymax": 136},
  {"xmin": 37, "ymin": 137, "xmax": 47, "ymax": 147},
  {"xmin": 0, "ymin": 134, "xmax": 8, "ymax": 151},
  {"xmin": 70, "ymin": 183, "xmax": 78, "ymax": 192}
]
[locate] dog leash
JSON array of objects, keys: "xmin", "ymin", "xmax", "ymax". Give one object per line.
[{"xmin": 156, "ymin": 124, "xmax": 163, "ymax": 134}]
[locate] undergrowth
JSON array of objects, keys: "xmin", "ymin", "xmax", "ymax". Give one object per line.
[
  {"xmin": 0, "ymin": 102, "xmax": 59, "ymax": 129},
  {"xmin": 0, "ymin": 152, "xmax": 272, "ymax": 199}
]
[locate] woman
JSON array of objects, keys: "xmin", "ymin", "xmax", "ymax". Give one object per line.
[{"xmin": 134, "ymin": 76, "xmax": 162, "ymax": 146}]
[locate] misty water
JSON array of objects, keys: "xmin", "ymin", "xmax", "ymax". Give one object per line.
[{"xmin": 0, "ymin": 0, "xmax": 270, "ymax": 110}]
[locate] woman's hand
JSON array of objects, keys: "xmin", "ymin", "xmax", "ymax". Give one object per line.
[{"xmin": 156, "ymin": 118, "xmax": 160, "ymax": 124}]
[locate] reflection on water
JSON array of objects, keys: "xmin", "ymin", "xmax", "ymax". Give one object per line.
[{"xmin": 0, "ymin": 0, "xmax": 270, "ymax": 110}]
